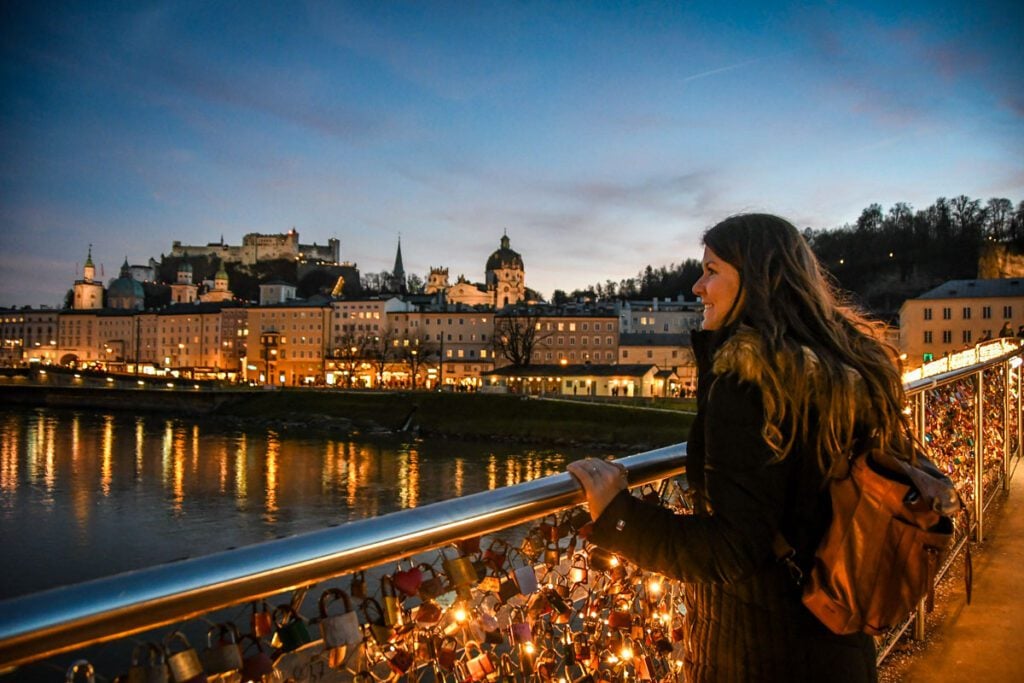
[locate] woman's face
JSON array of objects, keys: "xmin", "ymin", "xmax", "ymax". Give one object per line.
[{"xmin": 693, "ymin": 246, "xmax": 742, "ymax": 330}]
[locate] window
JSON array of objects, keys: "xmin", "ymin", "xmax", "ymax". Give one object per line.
[
  {"xmin": 942, "ymin": 330, "xmax": 952, "ymax": 343},
  {"xmin": 962, "ymin": 330, "xmax": 972, "ymax": 344},
  {"xmin": 942, "ymin": 308, "xmax": 951, "ymax": 320},
  {"xmin": 924, "ymin": 331, "xmax": 933, "ymax": 344},
  {"xmin": 962, "ymin": 307, "xmax": 971, "ymax": 320},
  {"xmin": 1004, "ymin": 305, "xmax": 1013, "ymax": 318},
  {"xmin": 623, "ymin": 350, "xmax": 629, "ymax": 358},
  {"xmin": 569, "ymin": 323, "xmax": 576, "ymax": 331},
  {"xmin": 480, "ymin": 349, "xmax": 488, "ymax": 359},
  {"xmin": 983, "ymin": 306, "xmax": 992, "ymax": 319}
]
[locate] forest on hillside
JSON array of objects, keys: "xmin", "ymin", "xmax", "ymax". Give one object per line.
[{"xmin": 565, "ymin": 196, "xmax": 1024, "ymax": 320}]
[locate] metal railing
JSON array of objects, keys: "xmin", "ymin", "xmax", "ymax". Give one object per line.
[
  {"xmin": 1, "ymin": 344, "xmax": 1021, "ymax": 679},
  {"xmin": 0, "ymin": 447, "xmax": 687, "ymax": 671}
]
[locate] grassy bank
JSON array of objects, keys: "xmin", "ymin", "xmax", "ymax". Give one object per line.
[{"xmin": 217, "ymin": 390, "xmax": 693, "ymax": 449}]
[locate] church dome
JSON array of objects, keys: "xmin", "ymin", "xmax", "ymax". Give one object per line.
[
  {"xmin": 485, "ymin": 234, "xmax": 523, "ymax": 272},
  {"xmin": 109, "ymin": 260, "xmax": 144, "ymax": 305},
  {"xmin": 108, "ymin": 275, "xmax": 144, "ymax": 300}
]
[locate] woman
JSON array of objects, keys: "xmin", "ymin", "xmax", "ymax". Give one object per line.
[{"xmin": 568, "ymin": 214, "xmax": 910, "ymax": 682}]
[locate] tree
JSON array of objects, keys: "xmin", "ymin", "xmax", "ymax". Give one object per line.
[
  {"xmin": 493, "ymin": 306, "xmax": 552, "ymax": 368},
  {"xmin": 395, "ymin": 331, "xmax": 436, "ymax": 389},
  {"xmin": 330, "ymin": 334, "xmax": 374, "ymax": 388},
  {"xmin": 551, "ymin": 289, "xmax": 569, "ymax": 305},
  {"xmin": 367, "ymin": 330, "xmax": 398, "ymax": 389},
  {"xmin": 406, "ymin": 274, "xmax": 425, "ymax": 294}
]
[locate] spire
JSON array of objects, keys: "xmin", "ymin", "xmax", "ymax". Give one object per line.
[
  {"xmin": 393, "ymin": 235, "xmax": 405, "ymax": 280},
  {"xmin": 120, "ymin": 257, "xmax": 131, "ymax": 277},
  {"xmin": 391, "ymin": 235, "xmax": 406, "ymax": 294},
  {"xmin": 83, "ymin": 244, "xmax": 96, "ymax": 281},
  {"xmin": 85, "ymin": 244, "xmax": 94, "ymax": 268},
  {"xmin": 500, "ymin": 232, "xmax": 510, "ymax": 250}
]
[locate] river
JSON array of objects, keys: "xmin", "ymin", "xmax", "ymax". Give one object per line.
[{"xmin": 0, "ymin": 406, "xmax": 609, "ymax": 601}]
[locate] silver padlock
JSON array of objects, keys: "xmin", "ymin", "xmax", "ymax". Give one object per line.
[
  {"xmin": 164, "ymin": 630, "xmax": 205, "ymax": 683},
  {"xmin": 317, "ymin": 587, "xmax": 362, "ymax": 649},
  {"xmin": 513, "ymin": 563, "xmax": 539, "ymax": 595},
  {"xmin": 124, "ymin": 642, "xmax": 168, "ymax": 683},
  {"xmin": 200, "ymin": 622, "xmax": 243, "ymax": 676}
]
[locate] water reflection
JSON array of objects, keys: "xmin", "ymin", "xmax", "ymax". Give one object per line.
[{"xmin": 0, "ymin": 407, "xmax": 603, "ymax": 600}]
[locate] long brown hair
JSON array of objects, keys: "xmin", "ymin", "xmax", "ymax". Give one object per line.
[{"xmin": 703, "ymin": 213, "xmax": 911, "ymax": 475}]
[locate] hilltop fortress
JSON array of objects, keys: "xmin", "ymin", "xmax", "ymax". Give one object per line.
[{"xmin": 171, "ymin": 229, "xmax": 340, "ymax": 265}]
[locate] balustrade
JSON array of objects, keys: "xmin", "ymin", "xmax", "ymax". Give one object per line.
[{"xmin": 2, "ymin": 345, "xmax": 1022, "ymax": 682}]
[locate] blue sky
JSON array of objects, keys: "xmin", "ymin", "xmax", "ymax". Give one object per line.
[{"xmin": 2, "ymin": 0, "xmax": 1021, "ymax": 307}]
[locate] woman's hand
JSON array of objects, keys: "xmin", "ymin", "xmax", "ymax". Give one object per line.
[{"xmin": 567, "ymin": 458, "xmax": 629, "ymax": 521}]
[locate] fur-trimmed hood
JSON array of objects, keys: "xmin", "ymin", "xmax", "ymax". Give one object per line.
[{"xmin": 710, "ymin": 325, "xmax": 871, "ymax": 413}]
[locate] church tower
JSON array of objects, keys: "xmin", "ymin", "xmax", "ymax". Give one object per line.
[
  {"xmin": 388, "ymin": 237, "xmax": 407, "ymax": 294},
  {"xmin": 73, "ymin": 245, "xmax": 104, "ymax": 310},
  {"xmin": 170, "ymin": 261, "xmax": 198, "ymax": 304},
  {"xmin": 107, "ymin": 257, "xmax": 144, "ymax": 310},
  {"xmin": 200, "ymin": 262, "xmax": 234, "ymax": 303},
  {"xmin": 485, "ymin": 231, "xmax": 525, "ymax": 308}
]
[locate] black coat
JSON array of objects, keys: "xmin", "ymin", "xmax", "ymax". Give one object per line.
[{"xmin": 590, "ymin": 329, "xmax": 877, "ymax": 682}]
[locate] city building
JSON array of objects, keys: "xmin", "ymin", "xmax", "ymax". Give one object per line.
[
  {"xmin": 107, "ymin": 259, "xmax": 145, "ymax": 311},
  {"xmin": 390, "ymin": 306, "xmax": 496, "ymax": 389},
  {"xmin": 482, "ymin": 363, "xmax": 663, "ymax": 397},
  {"xmin": 618, "ymin": 333, "xmax": 695, "ymax": 395},
  {"xmin": 259, "ymin": 280, "xmax": 297, "ymax": 306},
  {"xmin": 198, "ymin": 263, "xmax": 235, "ymax": 303},
  {"xmin": 171, "ymin": 229, "xmax": 340, "ymax": 265},
  {"xmin": 170, "ymin": 262, "xmax": 198, "ymax": 304},
  {"xmin": 22, "ymin": 308, "xmax": 60, "ymax": 365},
  {"xmin": 245, "ymin": 301, "xmax": 331, "ymax": 385},
  {"xmin": 899, "ymin": 278, "xmax": 1024, "ymax": 366},
  {"xmin": 618, "ymin": 297, "xmax": 702, "ymax": 335},
  {"xmin": 426, "ymin": 233, "xmax": 527, "ymax": 309},
  {"xmin": 524, "ymin": 308, "xmax": 620, "ymax": 366},
  {"xmin": 73, "ymin": 246, "xmax": 104, "ymax": 310}
]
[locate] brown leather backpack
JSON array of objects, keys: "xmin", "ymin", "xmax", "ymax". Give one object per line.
[{"xmin": 776, "ymin": 447, "xmax": 969, "ymax": 636}]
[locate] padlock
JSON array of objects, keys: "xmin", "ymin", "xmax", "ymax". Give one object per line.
[
  {"xmin": 66, "ymin": 659, "xmax": 95, "ymax": 683},
  {"xmin": 588, "ymin": 547, "xmax": 619, "ymax": 572},
  {"xmin": 543, "ymin": 586, "xmax": 573, "ymax": 625},
  {"xmin": 498, "ymin": 575, "xmax": 520, "ymax": 603},
  {"xmin": 634, "ymin": 483, "xmax": 657, "ymax": 505},
  {"xmin": 537, "ymin": 514, "xmax": 560, "ymax": 542},
  {"xmin": 123, "ymin": 642, "xmax": 167, "ymax": 683},
  {"xmin": 384, "ymin": 644, "xmax": 415, "ymax": 675},
  {"xmin": 630, "ymin": 615, "xmax": 646, "ymax": 641},
  {"xmin": 393, "ymin": 562, "xmax": 423, "ymax": 597},
  {"xmin": 535, "ymin": 648, "xmax": 558, "ymax": 681},
  {"xmin": 463, "ymin": 641, "xmax": 495, "ymax": 682},
  {"xmin": 200, "ymin": 623, "xmax": 243, "ymax": 676},
  {"xmin": 565, "ymin": 507, "xmax": 593, "ymax": 535},
  {"xmin": 520, "ymin": 532, "xmax": 544, "ymax": 562},
  {"xmin": 543, "ymin": 542, "xmax": 561, "ymax": 567},
  {"xmin": 239, "ymin": 636, "xmax": 274, "ymax": 683},
  {"xmin": 272, "ymin": 605, "xmax": 312, "ymax": 652},
  {"xmin": 360, "ymin": 597, "xmax": 394, "ymax": 644},
  {"xmin": 608, "ymin": 596, "xmax": 633, "ymax": 630},
  {"xmin": 671, "ymin": 614, "xmax": 685, "ymax": 642},
  {"xmin": 483, "ymin": 538, "xmax": 510, "ymax": 573},
  {"xmin": 417, "ymin": 562, "xmax": 445, "ymax": 600},
  {"xmin": 436, "ymin": 634, "xmax": 460, "ymax": 671},
  {"xmin": 525, "ymin": 589, "xmax": 552, "ymax": 619},
  {"xmin": 380, "ymin": 575, "xmax": 404, "ymax": 627},
  {"xmin": 457, "ymin": 536, "xmax": 482, "ymax": 554},
  {"xmin": 350, "ymin": 570, "xmax": 368, "ymax": 599},
  {"xmin": 443, "ymin": 553, "xmax": 478, "ymax": 598},
  {"xmin": 164, "ymin": 631, "xmax": 205, "ymax": 683},
  {"xmin": 414, "ymin": 599, "xmax": 443, "ymax": 625},
  {"xmin": 512, "ymin": 562, "xmax": 539, "ymax": 596},
  {"xmin": 573, "ymin": 632, "xmax": 593, "ymax": 661},
  {"xmin": 508, "ymin": 608, "xmax": 533, "ymax": 645},
  {"xmin": 250, "ymin": 600, "xmax": 273, "ymax": 639},
  {"xmin": 569, "ymin": 554, "xmax": 590, "ymax": 584},
  {"xmin": 317, "ymin": 588, "xmax": 362, "ymax": 649}
]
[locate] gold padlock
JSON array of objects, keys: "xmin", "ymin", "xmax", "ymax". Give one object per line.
[
  {"xmin": 443, "ymin": 554, "xmax": 478, "ymax": 592},
  {"xmin": 164, "ymin": 631, "xmax": 204, "ymax": 683},
  {"xmin": 381, "ymin": 575, "xmax": 404, "ymax": 627}
]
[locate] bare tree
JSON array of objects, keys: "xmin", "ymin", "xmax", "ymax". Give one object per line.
[
  {"xmin": 367, "ymin": 329, "xmax": 398, "ymax": 389},
  {"xmin": 395, "ymin": 331, "xmax": 436, "ymax": 389},
  {"xmin": 493, "ymin": 306, "xmax": 552, "ymax": 368},
  {"xmin": 331, "ymin": 334, "xmax": 374, "ymax": 388}
]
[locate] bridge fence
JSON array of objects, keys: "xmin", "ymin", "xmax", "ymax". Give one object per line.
[{"xmin": 1, "ymin": 342, "xmax": 1021, "ymax": 682}]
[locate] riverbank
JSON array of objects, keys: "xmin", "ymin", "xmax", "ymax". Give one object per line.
[{"xmin": 0, "ymin": 377, "xmax": 692, "ymax": 449}]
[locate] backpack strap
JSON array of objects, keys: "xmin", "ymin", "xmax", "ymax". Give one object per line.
[{"xmin": 772, "ymin": 531, "xmax": 804, "ymax": 588}]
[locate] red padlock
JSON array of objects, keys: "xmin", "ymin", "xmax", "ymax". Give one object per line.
[
  {"xmin": 250, "ymin": 600, "xmax": 273, "ymax": 638},
  {"xmin": 393, "ymin": 563, "xmax": 423, "ymax": 597}
]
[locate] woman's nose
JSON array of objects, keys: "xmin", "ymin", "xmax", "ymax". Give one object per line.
[{"xmin": 692, "ymin": 277, "xmax": 705, "ymax": 296}]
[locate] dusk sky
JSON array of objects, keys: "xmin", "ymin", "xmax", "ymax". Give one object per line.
[{"xmin": 2, "ymin": 0, "xmax": 1022, "ymax": 308}]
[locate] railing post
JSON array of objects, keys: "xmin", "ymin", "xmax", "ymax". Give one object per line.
[
  {"xmin": 914, "ymin": 389, "xmax": 927, "ymax": 641},
  {"xmin": 975, "ymin": 370, "xmax": 984, "ymax": 542},
  {"xmin": 1018, "ymin": 357, "xmax": 1022, "ymax": 472},
  {"xmin": 1004, "ymin": 361, "xmax": 1010, "ymax": 493}
]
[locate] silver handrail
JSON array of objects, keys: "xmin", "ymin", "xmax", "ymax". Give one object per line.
[{"xmin": 0, "ymin": 444, "xmax": 686, "ymax": 669}]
